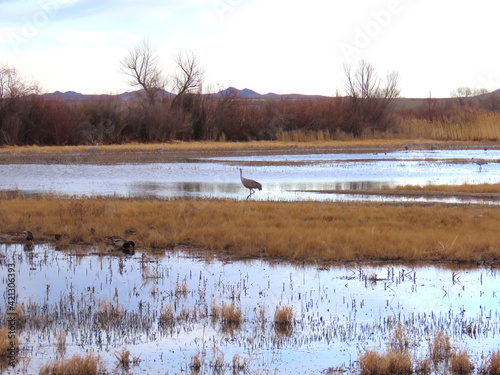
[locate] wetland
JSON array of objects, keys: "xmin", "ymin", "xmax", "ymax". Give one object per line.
[{"xmin": 1, "ymin": 141, "xmax": 500, "ymax": 374}]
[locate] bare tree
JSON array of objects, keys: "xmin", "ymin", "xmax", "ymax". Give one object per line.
[
  {"xmin": 450, "ymin": 86, "xmax": 488, "ymax": 107},
  {"xmin": 0, "ymin": 65, "xmax": 40, "ymax": 108},
  {"xmin": 342, "ymin": 60, "xmax": 400, "ymax": 134},
  {"xmin": 119, "ymin": 39, "xmax": 166, "ymax": 106},
  {"xmin": 171, "ymin": 51, "xmax": 205, "ymax": 108}
]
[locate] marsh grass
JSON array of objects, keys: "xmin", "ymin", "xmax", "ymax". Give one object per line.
[
  {"xmin": 479, "ymin": 350, "xmax": 500, "ymax": 374},
  {"xmin": 0, "ymin": 327, "xmax": 16, "ymax": 360},
  {"xmin": 232, "ymin": 353, "xmax": 249, "ymax": 372},
  {"xmin": 449, "ymin": 350, "xmax": 475, "ymax": 374},
  {"xmin": 2, "ymin": 195, "xmax": 499, "ymax": 264},
  {"xmin": 114, "ymin": 347, "xmax": 140, "ymax": 370},
  {"xmin": 274, "ymin": 305, "xmax": 294, "ymax": 336},
  {"xmin": 190, "ymin": 351, "xmax": 202, "ymax": 373},
  {"xmin": 358, "ymin": 349, "xmax": 413, "ymax": 375},
  {"xmin": 95, "ymin": 300, "xmax": 122, "ymax": 329},
  {"xmin": 430, "ymin": 331, "xmax": 452, "ymax": 365},
  {"xmin": 220, "ymin": 304, "xmax": 242, "ymax": 325},
  {"xmin": 388, "ymin": 323, "xmax": 410, "ymax": 353},
  {"xmin": 55, "ymin": 330, "xmax": 66, "ymax": 357},
  {"xmin": 397, "ymin": 112, "xmax": 500, "ymax": 141},
  {"xmin": 158, "ymin": 306, "xmax": 174, "ymax": 328},
  {"xmin": 39, "ymin": 352, "xmax": 106, "ymax": 375},
  {"xmin": 388, "ymin": 183, "xmax": 500, "ymax": 194}
]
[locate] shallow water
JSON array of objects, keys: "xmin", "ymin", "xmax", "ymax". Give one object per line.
[
  {"xmin": 0, "ymin": 149, "xmax": 498, "ymax": 203},
  {"xmin": 1, "ymin": 244, "xmax": 500, "ymax": 374}
]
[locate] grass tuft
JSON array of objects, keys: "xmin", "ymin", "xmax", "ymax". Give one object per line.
[
  {"xmin": 449, "ymin": 350, "xmax": 475, "ymax": 374},
  {"xmin": 274, "ymin": 305, "xmax": 294, "ymax": 336},
  {"xmin": 39, "ymin": 352, "xmax": 106, "ymax": 375},
  {"xmin": 429, "ymin": 331, "xmax": 452, "ymax": 364},
  {"xmin": 358, "ymin": 349, "xmax": 413, "ymax": 375},
  {"xmin": 479, "ymin": 350, "xmax": 500, "ymax": 375}
]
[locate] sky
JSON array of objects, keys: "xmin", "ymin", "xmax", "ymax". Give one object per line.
[{"xmin": 0, "ymin": 0, "xmax": 499, "ymax": 98}]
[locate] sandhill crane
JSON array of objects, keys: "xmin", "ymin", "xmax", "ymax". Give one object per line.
[
  {"xmin": 471, "ymin": 157, "xmax": 488, "ymax": 171},
  {"xmin": 239, "ymin": 168, "xmax": 262, "ymax": 199},
  {"xmin": 88, "ymin": 143, "xmax": 99, "ymax": 152},
  {"xmin": 156, "ymin": 144, "xmax": 165, "ymax": 152}
]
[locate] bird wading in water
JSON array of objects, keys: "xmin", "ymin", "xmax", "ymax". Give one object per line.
[{"xmin": 239, "ymin": 168, "xmax": 262, "ymax": 199}]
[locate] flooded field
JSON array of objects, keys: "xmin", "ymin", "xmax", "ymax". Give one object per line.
[
  {"xmin": 2, "ymin": 244, "xmax": 500, "ymax": 374},
  {"xmin": 0, "ymin": 149, "xmax": 499, "ymax": 203}
]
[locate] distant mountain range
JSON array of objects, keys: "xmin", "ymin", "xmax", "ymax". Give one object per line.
[
  {"xmin": 42, "ymin": 87, "xmax": 327, "ymax": 101},
  {"xmin": 42, "ymin": 87, "xmax": 500, "ymax": 110}
]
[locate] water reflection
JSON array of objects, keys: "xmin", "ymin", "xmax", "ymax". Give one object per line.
[
  {"xmin": 2, "ymin": 244, "xmax": 500, "ymax": 374},
  {"xmin": 0, "ymin": 149, "xmax": 498, "ymax": 203}
]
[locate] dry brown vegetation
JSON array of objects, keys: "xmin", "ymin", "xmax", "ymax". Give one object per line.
[
  {"xmin": 1, "ymin": 194, "xmax": 499, "ymax": 264},
  {"xmin": 39, "ymin": 352, "xmax": 106, "ymax": 375},
  {"xmin": 359, "ymin": 349, "xmax": 413, "ymax": 375},
  {"xmin": 0, "ymin": 327, "xmax": 16, "ymax": 361},
  {"xmin": 449, "ymin": 350, "xmax": 475, "ymax": 375},
  {"xmin": 359, "ymin": 328, "xmax": 480, "ymax": 375},
  {"xmin": 390, "ymin": 183, "xmax": 500, "ymax": 194},
  {"xmin": 397, "ymin": 111, "xmax": 500, "ymax": 141},
  {"xmin": 429, "ymin": 331, "xmax": 452, "ymax": 364},
  {"xmin": 479, "ymin": 350, "xmax": 500, "ymax": 374}
]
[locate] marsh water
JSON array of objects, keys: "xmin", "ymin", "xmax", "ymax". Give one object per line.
[
  {"xmin": 1, "ymin": 148, "xmax": 500, "ymax": 373},
  {"xmin": 0, "ymin": 149, "xmax": 499, "ymax": 203},
  {"xmin": 1, "ymin": 244, "xmax": 500, "ymax": 374}
]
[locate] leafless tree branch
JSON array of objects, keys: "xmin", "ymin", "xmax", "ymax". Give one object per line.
[{"xmin": 119, "ymin": 39, "xmax": 166, "ymax": 106}]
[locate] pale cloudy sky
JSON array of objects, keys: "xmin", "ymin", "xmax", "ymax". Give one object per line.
[{"xmin": 0, "ymin": 0, "xmax": 499, "ymax": 98}]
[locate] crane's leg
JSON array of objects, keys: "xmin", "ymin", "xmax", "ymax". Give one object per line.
[{"xmin": 246, "ymin": 189, "xmax": 254, "ymax": 200}]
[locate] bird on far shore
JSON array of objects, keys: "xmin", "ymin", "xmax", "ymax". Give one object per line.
[
  {"xmin": 239, "ymin": 168, "xmax": 262, "ymax": 199},
  {"xmin": 156, "ymin": 144, "xmax": 165, "ymax": 152},
  {"xmin": 22, "ymin": 230, "xmax": 34, "ymax": 251},
  {"xmin": 23, "ymin": 230, "xmax": 34, "ymax": 242},
  {"xmin": 471, "ymin": 157, "xmax": 488, "ymax": 171},
  {"xmin": 107, "ymin": 236, "xmax": 135, "ymax": 254},
  {"xmin": 88, "ymin": 143, "xmax": 99, "ymax": 152}
]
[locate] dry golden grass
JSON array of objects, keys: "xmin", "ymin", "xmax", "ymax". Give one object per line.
[
  {"xmin": 0, "ymin": 327, "xmax": 16, "ymax": 359},
  {"xmin": 389, "ymin": 183, "xmax": 500, "ymax": 194},
  {"xmin": 429, "ymin": 331, "xmax": 452, "ymax": 364},
  {"xmin": 274, "ymin": 305, "xmax": 293, "ymax": 326},
  {"xmin": 479, "ymin": 350, "xmax": 500, "ymax": 375},
  {"xmin": 1, "ymin": 195, "xmax": 499, "ymax": 264},
  {"xmin": 396, "ymin": 112, "xmax": 500, "ymax": 141},
  {"xmin": 55, "ymin": 330, "xmax": 66, "ymax": 357},
  {"xmin": 39, "ymin": 352, "xmax": 106, "ymax": 375},
  {"xmin": 274, "ymin": 305, "xmax": 294, "ymax": 336},
  {"xmin": 358, "ymin": 349, "xmax": 413, "ymax": 375},
  {"xmin": 220, "ymin": 303, "xmax": 242, "ymax": 325},
  {"xmin": 158, "ymin": 306, "xmax": 174, "ymax": 328},
  {"xmin": 449, "ymin": 350, "xmax": 475, "ymax": 374}
]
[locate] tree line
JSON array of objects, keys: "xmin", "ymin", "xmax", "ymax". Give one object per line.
[{"xmin": 0, "ymin": 40, "xmax": 497, "ymax": 146}]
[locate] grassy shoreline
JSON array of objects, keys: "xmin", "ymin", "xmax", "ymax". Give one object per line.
[
  {"xmin": 0, "ymin": 139, "xmax": 497, "ymax": 165},
  {"xmin": 1, "ymin": 195, "xmax": 499, "ymax": 265}
]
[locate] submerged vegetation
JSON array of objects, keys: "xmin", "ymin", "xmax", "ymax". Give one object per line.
[{"xmin": 0, "ymin": 194, "xmax": 499, "ymax": 264}]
